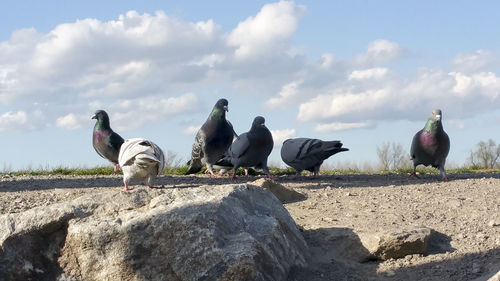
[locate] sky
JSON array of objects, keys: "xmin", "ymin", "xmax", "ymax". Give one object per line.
[{"xmin": 1, "ymin": 0, "xmax": 500, "ymax": 171}]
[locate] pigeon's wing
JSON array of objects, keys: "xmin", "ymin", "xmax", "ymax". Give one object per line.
[
  {"xmin": 281, "ymin": 138, "xmax": 320, "ymax": 170},
  {"xmin": 281, "ymin": 138, "xmax": 314, "ymax": 163},
  {"xmin": 93, "ymin": 139, "xmax": 118, "ymax": 164},
  {"xmin": 214, "ymin": 133, "xmax": 248, "ymax": 168},
  {"xmin": 436, "ymin": 131, "xmax": 450, "ymax": 164},
  {"xmin": 410, "ymin": 130, "xmax": 422, "ymax": 160},
  {"xmin": 109, "ymin": 131, "xmax": 125, "ymax": 152},
  {"xmin": 147, "ymin": 140, "xmax": 165, "ymax": 175},
  {"xmin": 185, "ymin": 129, "xmax": 206, "ymax": 174},
  {"xmin": 229, "ymin": 133, "xmax": 250, "ymax": 159},
  {"xmin": 227, "ymin": 120, "xmax": 239, "ymax": 138}
]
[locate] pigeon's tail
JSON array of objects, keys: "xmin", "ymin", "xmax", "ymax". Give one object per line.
[
  {"xmin": 185, "ymin": 159, "xmax": 202, "ymax": 174},
  {"xmin": 323, "ymin": 141, "xmax": 349, "ymax": 156},
  {"xmin": 214, "ymin": 155, "xmax": 232, "ymax": 168}
]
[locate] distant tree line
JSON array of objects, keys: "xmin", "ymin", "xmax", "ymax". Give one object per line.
[{"xmin": 466, "ymin": 139, "xmax": 500, "ymax": 169}]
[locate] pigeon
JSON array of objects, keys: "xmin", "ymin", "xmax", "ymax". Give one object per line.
[
  {"xmin": 410, "ymin": 109, "xmax": 450, "ymax": 180},
  {"xmin": 118, "ymin": 138, "xmax": 165, "ymax": 191},
  {"xmin": 216, "ymin": 116, "xmax": 275, "ymax": 180},
  {"xmin": 92, "ymin": 110, "xmax": 124, "ymax": 174},
  {"xmin": 185, "ymin": 98, "xmax": 237, "ymax": 176},
  {"xmin": 281, "ymin": 138, "xmax": 349, "ymax": 176}
]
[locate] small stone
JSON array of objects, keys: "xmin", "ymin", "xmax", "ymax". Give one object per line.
[
  {"xmin": 488, "ymin": 220, "xmax": 499, "ymax": 227},
  {"xmin": 385, "ymin": 270, "xmax": 396, "ymax": 277},
  {"xmin": 471, "ymin": 262, "xmax": 481, "ymax": 274}
]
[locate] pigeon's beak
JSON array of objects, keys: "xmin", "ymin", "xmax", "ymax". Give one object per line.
[
  {"xmin": 91, "ymin": 114, "xmax": 97, "ymax": 120},
  {"xmin": 435, "ymin": 114, "xmax": 441, "ymax": 121},
  {"xmin": 223, "ymin": 105, "xmax": 228, "ymax": 112}
]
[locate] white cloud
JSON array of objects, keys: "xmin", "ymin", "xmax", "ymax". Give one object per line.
[
  {"xmin": 297, "ymin": 66, "xmax": 500, "ymax": 124},
  {"xmin": 297, "ymin": 88, "xmax": 391, "ymax": 122},
  {"xmin": 182, "ymin": 125, "xmax": 201, "ymax": 136},
  {"xmin": 227, "ymin": 1, "xmax": 306, "ymax": 60},
  {"xmin": 56, "ymin": 113, "xmax": 87, "ymax": 130},
  {"xmin": 109, "ymin": 93, "xmax": 200, "ymax": 131},
  {"xmin": 264, "ymin": 81, "xmax": 302, "ymax": 110},
  {"xmin": 0, "ymin": 111, "xmax": 28, "ymax": 131},
  {"xmin": 318, "ymin": 53, "xmax": 335, "ymax": 69},
  {"xmin": 0, "ymin": 10, "xmax": 222, "ymax": 105},
  {"xmin": 271, "ymin": 128, "xmax": 296, "ymax": 146},
  {"xmin": 349, "ymin": 68, "xmax": 388, "ymax": 80},
  {"xmin": 452, "ymin": 50, "xmax": 494, "ymax": 73},
  {"xmin": 355, "ymin": 39, "xmax": 405, "ymax": 66},
  {"xmin": 314, "ymin": 122, "xmax": 371, "ymax": 133}
]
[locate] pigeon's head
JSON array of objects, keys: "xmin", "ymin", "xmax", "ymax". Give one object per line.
[
  {"xmin": 92, "ymin": 110, "xmax": 109, "ymax": 121},
  {"xmin": 424, "ymin": 109, "xmax": 444, "ymax": 132},
  {"xmin": 215, "ymin": 98, "xmax": 229, "ymax": 112},
  {"xmin": 429, "ymin": 109, "xmax": 443, "ymax": 122},
  {"xmin": 252, "ymin": 116, "xmax": 266, "ymax": 129},
  {"xmin": 92, "ymin": 110, "xmax": 112, "ymax": 128}
]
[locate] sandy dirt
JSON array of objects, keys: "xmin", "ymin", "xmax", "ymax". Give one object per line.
[{"xmin": 0, "ymin": 172, "xmax": 499, "ymax": 280}]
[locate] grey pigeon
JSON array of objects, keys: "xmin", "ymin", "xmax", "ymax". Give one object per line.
[
  {"xmin": 92, "ymin": 110, "xmax": 124, "ymax": 174},
  {"xmin": 186, "ymin": 98, "xmax": 237, "ymax": 176},
  {"xmin": 118, "ymin": 138, "xmax": 165, "ymax": 191},
  {"xmin": 216, "ymin": 116, "xmax": 275, "ymax": 179},
  {"xmin": 410, "ymin": 109, "xmax": 450, "ymax": 180},
  {"xmin": 281, "ymin": 138, "xmax": 349, "ymax": 176}
]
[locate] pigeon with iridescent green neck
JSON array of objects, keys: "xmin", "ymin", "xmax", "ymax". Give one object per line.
[
  {"xmin": 410, "ymin": 109, "xmax": 450, "ymax": 180},
  {"xmin": 92, "ymin": 110, "xmax": 124, "ymax": 174},
  {"xmin": 185, "ymin": 98, "xmax": 236, "ymax": 176}
]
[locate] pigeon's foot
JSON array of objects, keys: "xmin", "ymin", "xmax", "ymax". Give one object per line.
[
  {"xmin": 216, "ymin": 171, "xmax": 228, "ymax": 177},
  {"xmin": 267, "ymin": 174, "xmax": 277, "ymax": 181},
  {"xmin": 113, "ymin": 164, "xmax": 121, "ymax": 175},
  {"xmin": 410, "ymin": 172, "xmax": 420, "ymax": 179},
  {"xmin": 122, "ymin": 185, "xmax": 134, "ymax": 191},
  {"xmin": 441, "ymin": 176, "xmax": 450, "ymax": 181},
  {"xmin": 231, "ymin": 172, "xmax": 238, "ymax": 180},
  {"xmin": 211, "ymin": 172, "xmax": 222, "ymax": 178}
]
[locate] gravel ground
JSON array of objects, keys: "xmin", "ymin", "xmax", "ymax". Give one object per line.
[{"xmin": 1, "ymin": 172, "xmax": 499, "ymax": 280}]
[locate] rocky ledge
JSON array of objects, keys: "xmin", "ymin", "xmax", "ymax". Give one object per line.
[{"xmin": 0, "ymin": 184, "xmax": 307, "ymax": 281}]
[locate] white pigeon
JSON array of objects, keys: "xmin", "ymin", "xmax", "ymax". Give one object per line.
[{"xmin": 118, "ymin": 138, "xmax": 165, "ymax": 191}]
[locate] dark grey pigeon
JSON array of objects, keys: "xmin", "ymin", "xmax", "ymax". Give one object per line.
[
  {"xmin": 186, "ymin": 98, "xmax": 236, "ymax": 176},
  {"xmin": 216, "ymin": 116, "xmax": 275, "ymax": 180},
  {"xmin": 92, "ymin": 110, "xmax": 124, "ymax": 174},
  {"xmin": 281, "ymin": 138, "xmax": 348, "ymax": 176},
  {"xmin": 410, "ymin": 109, "xmax": 450, "ymax": 180}
]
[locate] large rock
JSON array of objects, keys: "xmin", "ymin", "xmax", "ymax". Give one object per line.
[
  {"xmin": 359, "ymin": 227, "xmax": 433, "ymax": 260},
  {"xmin": 310, "ymin": 227, "xmax": 435, "ymax": 263},
  {"xmin": 0, "ymin": 184, "xmax": 308, "ymax": 281}
]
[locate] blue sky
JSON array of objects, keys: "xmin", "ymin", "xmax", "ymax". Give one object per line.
[{"xmin": 1, "ymin": 1, "xmax": 500, "ymax": 170}]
